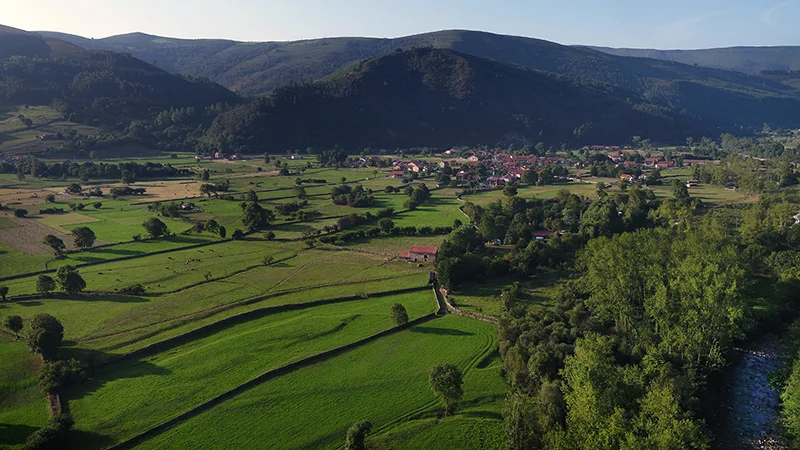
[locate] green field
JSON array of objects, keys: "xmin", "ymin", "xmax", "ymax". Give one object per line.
[
  {"xmin": 136, "ymin": 315, "xmax": 503, "ymax": 450},
  {"xmin": 66, "ymin": 290, "xmax": 439, "ymax": 447},
  {"xmin": 1, "ymin": 159, "xmax": 511, "ymax": 450}
]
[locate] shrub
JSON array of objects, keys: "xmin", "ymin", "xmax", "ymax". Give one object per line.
[
  {"xmin": 118, "ymin": 284, "xmax": 146, "ymax": 295},
  {"xmin": 21, "ymin": 413, "xmax": 74, "ymax": 450},
  {"xmin": 38, "ymin": 359, "xmax": 89, "ymax": 394}
]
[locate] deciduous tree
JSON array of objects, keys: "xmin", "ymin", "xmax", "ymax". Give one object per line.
[
  {"xmin": 27, "ymin": 313, "xmax": 64, "ymax": 361},
  {"xmin": 390, "ymin": 303, "xmax": 409, "ymax": 326},
  {"xmin": 4, "ymin": 315, "xmax": 23, "ymax": 338},
  {"xmin": 429, "ymin": 363, "xmax": 464, "ymax": 415}
]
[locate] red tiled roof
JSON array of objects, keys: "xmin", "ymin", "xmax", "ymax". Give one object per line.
[
  {"xmin": 532, "ymin": 230, "xmax": 554, "ymax": 237},
  {"xmin": 409, "ymin": 246, "xmax": 439, "ymax": 255},
  {"xmin": 397, "ymin": 251, "xmax": 411, "ymax": 258}
]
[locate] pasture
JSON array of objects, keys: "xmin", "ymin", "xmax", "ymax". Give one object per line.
[
  {"xmin": 135, "ymin": 315, "xmax": 503, "ymax": 450},
  {"xmin": 0, "ymin": 156, "xmax": 514, "ymax": 450}
]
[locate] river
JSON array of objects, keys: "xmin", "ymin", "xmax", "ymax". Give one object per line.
[{"xmin": 714, "ymin": 334, "xmax": 788, "ymax": 450}]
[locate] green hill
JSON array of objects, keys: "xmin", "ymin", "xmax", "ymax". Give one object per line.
[
  {"xmin": 0, "ymin": 26, "xmax": 239, "ymax": 156},
  {"xmin": 36, "ymin": 29, "xmax": 800, "ymax": 132},
  {"xmin": 589, "ymin": 45, "xmax": 800, "ymax": 75},
  {"xmin": 201, "ymin": 48, "xmax": 692, "ymax": 152}
]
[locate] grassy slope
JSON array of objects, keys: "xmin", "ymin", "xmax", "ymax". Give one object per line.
[
  {"xmin": 67, "ymin": 291, "xmax": 437, "ymax": 447},
  {"xmin": 136, "ymin": 315, "xmax": 503, "ymax": 450}
]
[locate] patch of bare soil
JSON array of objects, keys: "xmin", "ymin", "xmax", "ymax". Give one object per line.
[{"xmin": 0, "ymin": 215, "xmax": 105, "ymax": 254}]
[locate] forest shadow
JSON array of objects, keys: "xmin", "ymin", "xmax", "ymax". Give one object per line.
[
  {"xmin": 60, "ymin": 346, "xmax": 172, "ymax": 402},
  {"xmin": 66, "ymin": 429, "xmax": 116, "ymax": 450},
  {"xmin": 0, "ymin": 423, "xmax": 39, "ymax": 446},
  {"xmin": 411, "ymin": 326, "xmax": 474, "ymax": 336}
]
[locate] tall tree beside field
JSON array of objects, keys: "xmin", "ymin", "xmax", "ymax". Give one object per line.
[
  {"xmin": 36, "ymin": 275, "xmax": 56, "ymax": 295},
  {"xmin": 43, "ymin": 235, "xmax": 66, "ymax": 258},
  {"xmin": 27, "ymin": 313, "xmax": 64, "ymax": 362},
  {"xmin": 55, "ymin": 266, "xmax": 86, "ymax": 295},
  {"xmin": 390, "ymin": 303, "xmax": 409, "ymax": 326},
  {"xmin": 344, "ymin": 420, "xmax": 372, "ymax": 450},
  {"xmin": 429, "ymin": 363, "xmax": 464, "ymax": 416},
  {"xmin": 142, "ymin": 218, "xmax": 169, "ymax": 239},
  {"xmin": 0, "ymin": 286, "xmax": 8, "ymax": 302},
  {"xmin": 71, "ymin": 227, "xmax": 96, "ymax": 250},
  {"xmin": 3, "ymin": 315, "xmax": 23, "ymax": 339}
]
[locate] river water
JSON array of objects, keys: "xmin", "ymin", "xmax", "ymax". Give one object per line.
[{"xmin": 714, "ymin": 334, "xmax": 788, "ymax": 450}]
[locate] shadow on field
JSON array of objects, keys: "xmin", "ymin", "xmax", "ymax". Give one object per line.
[
  {"xmin": 82, "ymin": 247, "xmax": 142, "ymax": 257},
  {"xmin": 66, "ymin": 429, "xmax": 116, "ymax": 450},
  {"xmin": 62, "ymin": 347, "xmax": 172, "ymax": 402},
  {"xmin": 282, "ymin": 315, "xmax": 361, "ymax": 349},
  {"xmin": 0, "ymin": 423, "xmax": 39, "ymax": 446},
  {"xmin": 410, "ymin": 327, "xmax": 474, "ymax": 336}
]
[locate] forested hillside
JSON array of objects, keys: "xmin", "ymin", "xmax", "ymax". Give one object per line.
[
  {"xmin": 39, "ymin": 29, "xmax": 800, "ymax": 133},
  {"xmin": 201, "ymin": 48, "xmax": 692, "ymax": 153},
  {"xmin": 590, "ymin": 45, "xmax": 800, "ymax": 75},
  {"xmin": 0, "ymin": 26, "xmax": 239, "ymax": 155}
]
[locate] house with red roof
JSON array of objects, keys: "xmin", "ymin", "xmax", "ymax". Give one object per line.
[{"xmin": 398, "ymin": 246, "xmax": 439, "ymax": 263}]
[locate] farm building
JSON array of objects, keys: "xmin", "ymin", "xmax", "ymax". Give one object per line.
[
  {"xmin": 532, "ymin": 230, "xmax": 555, "ymax": 241},
  {"xmin": 397, "ymin": 246, "xmax": 439, "ymax": 263}
]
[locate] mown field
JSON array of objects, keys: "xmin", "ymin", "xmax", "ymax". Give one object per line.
[
  {"xmin": 135, "ymin": 315, "xmax": 503, "ymax": 450},
  {"xmin": 0, "ymin": 157, "xmax": 513, "ymax": 450},
  {"xmin": 65, "ymin": 290, "xmax": 439, "ymax": 448}
]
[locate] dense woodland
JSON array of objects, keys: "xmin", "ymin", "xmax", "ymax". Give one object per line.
[{"xmin": 434, "ymin": 183, "xmax": 800, "ymax": 449}]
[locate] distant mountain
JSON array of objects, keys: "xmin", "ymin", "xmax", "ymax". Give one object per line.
[
  {"xmin": 588, "ymin": 45, "xmax": 800, "ymax": 75},
  {"xmin": 0, "ymin": 24, "xmax": 83, "ymax": 58},
  {"xmin": 201, "ymin": 48, "xmax": 692, "ymax": 152},
  {"xmin": 0, "ymin": 26, "xmax": 239, "ymax": 155},
  {"xmin": 37, "ymin": 29, "xmax": 800, "ymax": 132}
]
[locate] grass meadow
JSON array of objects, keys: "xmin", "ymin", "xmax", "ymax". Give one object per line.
[
  {"xmin": 65, "ymin": 290, "xmax": 439, "ymax": 447},
  {"xmin": 135, "ymin": 315, "xmax": 503, "ymax": 450}
]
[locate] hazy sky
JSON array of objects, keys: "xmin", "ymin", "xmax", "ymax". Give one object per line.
[{"xmin": 4, "ymin": 0, "xmax": 800, "ymax": 49}]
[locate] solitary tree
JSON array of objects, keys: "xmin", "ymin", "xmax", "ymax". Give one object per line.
[
  {"xmin": 142, "ymin": 217, "xmax": 169, "ymax": 239},
  {"xmin": 55, "ymin": 266, "xmax": 86, "ymax": 295},
  {"xmin": 672, "ymin": 179, "xmax": 690, "ymax": 205},
  {"xmin": 0, "ymin": 286, "xmax": 8, "ymax": 302},
  {"xmin": 390, "ymin": 303, "xmax": 409, "ymax": 326},
  {"xmin": 201, "ymin": 169, "xmax": 210, "ymax": 182},
  {"xmin": 378, "ymin": 218, "xmax": 395, "ymax": 234},
  {"xmin": 14, "ymin": 208, "xmax": 28, "ymax": 218},
  {"xmin": 503, "ymin": 183, "xmax": 518, "ymax": 197},
  {"xmin": 93, "ymin": 202, "xmax": 102, "ymax": 210},
  {"xmin": 344, "ymin": 420, "xmax": 372, "ymax": 450},
  {"xmin": 205, "ymin": 219, "xmax": 220, "ymax": 235},
  {"xmin": 27, "ymin": 313, "xmax": 64, "ymax": 361},
  {"xmin": 262, "ymin": 256, "xmax": 275, "ymax": 266},
  {"xmin": 71, "ymin": 227, "xmax": 96, "ymax": 250},
  {"xmin": 3, "ymin": 315, "xmax": 23, "ymax": 339},
  {"xmin": 429, "ymin": 363, "xmax": 464, "ymax": 416},
  {"xmin": 36, "ymin": 275, "xmax": 56, "ymax": 295},
  {"xmin": 43, "ymin": 235, "xmax": 66, "ymax": 258},
  {"xmin": 218, "ymin": 226, "xmax": 227, "ymax": 238}
]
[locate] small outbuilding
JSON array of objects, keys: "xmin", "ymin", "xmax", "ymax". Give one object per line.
[{"xmin": 398, "ymin": 246, "xmax": 439, "ymax": 263}]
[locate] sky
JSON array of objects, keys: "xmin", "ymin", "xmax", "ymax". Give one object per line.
[{"xmin": 3, "ymin": 0, "xmax": 800, "ymax": 49}]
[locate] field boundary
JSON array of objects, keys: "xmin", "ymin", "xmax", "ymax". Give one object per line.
[
  {"xmin": 93, "ymin": 285, "xmax": 432, "ymax": 367},
  {"xmin": 0, "ymin": 237, "xmax": 229, "ymax": 283},
  {"xmin": 103, "ymin": 313, "xmax": 439, "ymax": 450},
  {"xmin": 78, "ymin": 273, "xmax": 427, "ymax": 344},
  {"xmin": 439, "ymin": 285, "xmax": 498, "ymax": 323}
]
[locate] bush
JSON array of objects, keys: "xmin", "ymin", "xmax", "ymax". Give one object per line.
[
  {"xmin": 14, "ymin": 208, "xmax": 28, "ymax": 218},
  {"xmin": 38, "ymin": 359, "xmax": 89, "ymax": 394},
  {"xmin": 21, "ymin": 413, "xmax": 74, "ymax": 450},
  {"xmin": 118, "ymin": 284, "xmax": 146, "ymax": 295}
]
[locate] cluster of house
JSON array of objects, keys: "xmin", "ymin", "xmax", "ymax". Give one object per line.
[{"xmin": 195, "ymin": 152, "xmax": 245, "ymax": 161}]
